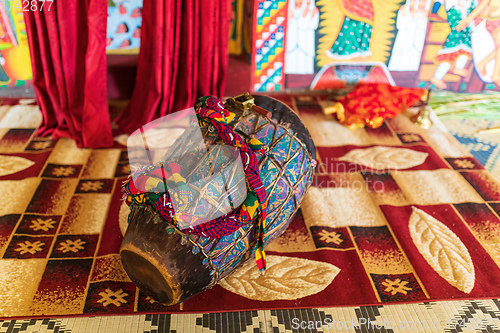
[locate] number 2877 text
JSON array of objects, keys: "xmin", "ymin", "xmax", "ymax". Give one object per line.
[{"xmin": 8, "ymin": 0, "xmax": 54, "ymax": 11}]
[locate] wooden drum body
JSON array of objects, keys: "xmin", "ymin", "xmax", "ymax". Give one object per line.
[{"xmin": 120, "ymin": 95, "xmax": 316, "ymax": 305}]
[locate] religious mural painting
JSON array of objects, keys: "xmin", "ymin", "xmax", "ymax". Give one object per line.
[
  {"xmin": 0, "ymin": 0, "xmax": 32, "ymax": 88},
  {"xmin": 0, "ymin": 0, "xmax": 147, "ymax": 89},
  {"xmin": 106, "ymin": 0, "xmax": 143, "ymax": 52},
  {"xmin": 252, "ymin": 0, "xmax": 289, "ymax": 91},
  {"xmin": 0, "ymin": 0, "xmax": 144, "ymax": 92},
  {"xmin": 252, "ymin": 0, "xmax": 500, "ymax": 92}
]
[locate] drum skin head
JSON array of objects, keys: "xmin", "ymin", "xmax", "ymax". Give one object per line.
[
  {"xmin": 121, "ymin": 206, "xmax": 213, "ymax": 305},
  {"xmin": 120, "ymin": 250, "xmax": 175, "ymax": 304}
]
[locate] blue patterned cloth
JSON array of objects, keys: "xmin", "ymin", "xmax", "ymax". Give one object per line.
[{"xmin": 451, "ymin": 132, "xmax": 500, "ymax": 174}]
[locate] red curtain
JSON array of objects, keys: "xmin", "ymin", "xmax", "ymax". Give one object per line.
[
  {"xmin": 25, "ymin": 0, "xmax": 230, "ymax": 145},
  {"xmin": 24, "ymin": 0, "xmax": 113, "ymax": 148},
  {"xmin": 115, "ymin": 0, "xmax": 230, "ymax": 135}
]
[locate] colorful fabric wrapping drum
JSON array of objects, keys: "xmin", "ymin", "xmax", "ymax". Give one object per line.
[
  {"xmin": 123, "ymin": 96, "xmax": 269, "ymax": 270},
  {"xmin": 120, "ymin": 95, "xmax": 316, "ymax": 305}
]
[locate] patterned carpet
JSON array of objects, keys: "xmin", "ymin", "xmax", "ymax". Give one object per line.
[
  {"xmin": 2, "ymin": 98, "xmax": 500, "ymax": 332},
  {"xmin": 439, "ymin": 119, "xmax": 500, "ymax": 184},
  {"xmin": 2, "ymin": 300, "xmax": 500, "ymax": 332},
  {"xmin": 428, "ymin": 91, "xmax": 500, "ymax": 183}
]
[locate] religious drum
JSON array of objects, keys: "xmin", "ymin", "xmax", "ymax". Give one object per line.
[{"xmin": 120, "ymin": 94, "xmax": 316, "ymax": 305}]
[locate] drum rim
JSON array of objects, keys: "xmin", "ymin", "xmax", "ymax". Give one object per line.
[{"xmin": 252, "ymin": 94, "xmax": 317, "ymax": 160}]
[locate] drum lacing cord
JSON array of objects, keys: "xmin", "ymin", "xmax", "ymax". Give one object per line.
[{"xmin": 195, "ymin": 96, "xmax": 269, "ymax": 273}]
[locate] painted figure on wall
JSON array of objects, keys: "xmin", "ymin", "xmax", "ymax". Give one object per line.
[
  {"xmin": 253, "ymin": 0, "xmax": 500, "ymax": 92},
  {"xmin": 326, "ymin": 0, "xmax": 374, "ymax": 60},
  {"xmin": 284, "ymin": 0, "xmax": 320, "ymax": 74},
  {"xmin": 430, "ymin": 0, "xmax": 475, "ymax": 89},
  {"xmin": 388, "ymin": 0, "xmax": 431, "ymax": 71},
  {"xmin": 457, "ymin": 0, "xmax": 500, "ymax": 84}
]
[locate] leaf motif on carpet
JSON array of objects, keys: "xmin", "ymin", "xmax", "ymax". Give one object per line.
[
  {"xmin": 218, "ymin": 255, "xmax": 340, "ymax": 301},
  {"xmin": 338, "ymin": 146, "xmax": 428, "ymax": 170},
  {"xmin": 0, "ymin": 155, "xmax": 35, "ymax": 176},
  {"xmin": 408, "ymin": 206, "xmax": 475, "ymax": 293},
  {"xmin": 0, "ymin": 105, "xmax": 42, "ymax": 129}
]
